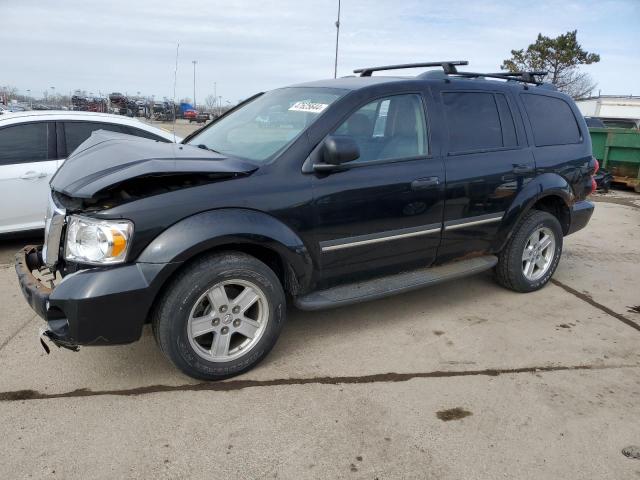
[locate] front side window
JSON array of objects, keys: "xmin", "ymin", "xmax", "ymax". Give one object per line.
[
  {"xmin": 0, "ymin": 122, "xmax": 49, "ymax": 165},
  {"xmin": 333, "ymin": 94, "xmax": 428, "ymax": 163},
  {"xmin": 188, "ymin": 87, "xmax": 346, "ymax": 162}
]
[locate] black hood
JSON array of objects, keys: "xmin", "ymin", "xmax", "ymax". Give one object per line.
[{"xmin": 51, "ymin": 130, "xmax": 258, "ymax": 198}]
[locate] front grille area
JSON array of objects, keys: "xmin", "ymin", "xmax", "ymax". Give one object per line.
[{"xmin": 42, "ymin": 193, "xmax": 66, "ymax": 269}]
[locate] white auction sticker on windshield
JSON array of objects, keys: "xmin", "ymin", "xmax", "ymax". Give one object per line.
[{"xmin": 288, "ymin": 101, "xmax": 328, "ymax": 113}]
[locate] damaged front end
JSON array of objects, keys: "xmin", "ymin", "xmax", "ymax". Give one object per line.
[
  {"xmin": 15, "ymin": 245, "xmax": 79, "ymax": 353},
  {"xmin": 16, "ymin": 132, "xmax": 257, "ymax": 351}
]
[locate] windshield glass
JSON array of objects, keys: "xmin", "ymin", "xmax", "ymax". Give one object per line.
[{"xmin": 187, "ymin": 87, "xmax": 346, "ymax": 162}]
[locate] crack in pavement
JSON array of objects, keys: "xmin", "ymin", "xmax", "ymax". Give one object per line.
[
  {"xmin": 551, "ymin": 279, "xmax": 640, "ymax": 332},
  {"xmin": 591, "ymin": 196, "xmax": 640, "ymax": 210},
  {"xmin": 1, "ymin": 363, "xmax": 637, "ymax": 402},
  {"xmin": 0, "ymin": 315, "xmax": 37, "ymax": 352}
]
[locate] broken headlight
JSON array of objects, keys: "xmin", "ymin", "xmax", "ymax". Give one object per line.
[{"xmin": 64, "ymin": 216, "xmax": 133, "ymax": 265}]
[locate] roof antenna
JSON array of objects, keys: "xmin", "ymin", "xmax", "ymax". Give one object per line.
[
  {"xmin": 333, "ymin": 0, "xmax": 341, "ymax": 78},
  {"xmin": 172, "ymin": 41, "xmax": 180, "ymax": 143}
]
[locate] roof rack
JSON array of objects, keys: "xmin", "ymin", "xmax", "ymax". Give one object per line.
[
  {"xmin": 353, "ymin": 61, "xmax": 468, "ymax": 77},
  {"xmin": 485, "ymin": 71, "xmax": 548, "ymax": 85}
]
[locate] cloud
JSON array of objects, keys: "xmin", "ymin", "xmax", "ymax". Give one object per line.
[{"xmin": 1, "ymin": 0, "xmax": 638, "ymax": 101}]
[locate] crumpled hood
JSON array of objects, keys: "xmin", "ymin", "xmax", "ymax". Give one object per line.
[{"xmin": 51, "ymin": 130, "xmax": 258, "ymax": 198}]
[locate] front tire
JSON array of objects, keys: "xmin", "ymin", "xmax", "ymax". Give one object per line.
[
  {"xmin": 152, "ymin": 252, "xmax": 286, "ymax": 380},
  {"xmin": 495, "ymin": 210, "xmax": 563, "ymax": 293}
]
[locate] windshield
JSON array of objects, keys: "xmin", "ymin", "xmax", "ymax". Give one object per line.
[{"xmin": 187, "ymin": 87, "xmax": 346, "ymax": 162}]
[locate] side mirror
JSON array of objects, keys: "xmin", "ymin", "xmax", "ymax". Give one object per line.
[{"xmin": 314, "ymin": 136, "xmax": 360, "ymax": 171}]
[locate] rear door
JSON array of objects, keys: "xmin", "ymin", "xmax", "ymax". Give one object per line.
[
  {"xmin": 0, "ymin": 121, "xmax": 58, "ymax": 233},
  {"xmin": 437, "ymin": 88, "xmax": 535, "ymax": 262},
  {"xmin": 310, "ymin": 92, "xmax": 445, "ymax": 284}
]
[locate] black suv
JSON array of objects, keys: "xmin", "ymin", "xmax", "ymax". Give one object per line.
[{"xmin": 16, "ymin": 61, "xmax": 596, "ymax": 380}]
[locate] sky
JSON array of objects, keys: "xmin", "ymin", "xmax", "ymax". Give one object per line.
[{"xmin": 2, "ymin": 0, "xmax": 639, "ymax": 104}]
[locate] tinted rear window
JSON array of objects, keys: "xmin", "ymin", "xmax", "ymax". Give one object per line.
[
  {"xmin": 64, "ymin": 121, "xmax": 127, "ymax": 154},
  {"xmin": 521, "ymin": 94, "xmax": 581, "ymax": 146},
  {"xmin": 443, "ymin": 92, "xmax": 502, "ymax": 153},
  {"xmin": 0, "ymin": 122, "xmax": 49, "ymax": 165},
  {"xmin": 495, "ymin": 94, "xmax": 518, "ymax": 148},
  {"xmin": 125, "ymin": 127, "xmax": 169, "ymax": 142}
]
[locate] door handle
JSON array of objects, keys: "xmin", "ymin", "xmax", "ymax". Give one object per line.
[
  {"xmin": 411, "ymin": 176, "xmax": 440, "ymax": 190},
  {"xmin": 20, "ymin": 171, "xmax": 47, "ymax": 180},
  {"xmin": 512, "ymin": 164, "xmax": 534, "ymax": 174}
]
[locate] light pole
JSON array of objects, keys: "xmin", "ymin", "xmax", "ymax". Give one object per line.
[
  {"xmin": 334, "ymin": 0, "xmax": 341, "ymax": 78},
  {"xmin": 192, "ymin": 60, "xmax": 198, "ymax": 109},
  {"xmin": 50, "ymin": 86, "xmax": 56, "ymax": 106},
  {"xmin": 218, "ymin": 96, "xmax": 222, "ymax": 116},
  {"xmin": 26, "ymin": 89, "xmax": 31, "ymax": 109}
]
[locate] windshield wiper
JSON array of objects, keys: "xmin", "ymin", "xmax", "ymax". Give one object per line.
[{"xmin": 197, "ymin": 144, "xmax": 221, "ymax": 154}]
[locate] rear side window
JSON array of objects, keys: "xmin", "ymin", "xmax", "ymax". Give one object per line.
[
  {"xmin": 495, "ymin": 94, "xmax": 518, "ymax": 148},
  {"xmin": 0, "ymin": 122, "xmax": 49, "ymax": 165},
  {"xmin": 64, "ymin": 121, "xmax": 127, "ymax": 154},
  {"xmin": 521, "ymin": 94, "xmax": 581, "ymax": 146},
  {"xmin": 443, "ymin": 92, "xmax": 502, "ymax": 153},
  {"xmin": 125, "ymin": 127, "xmax": 170, "ymax": 142}
]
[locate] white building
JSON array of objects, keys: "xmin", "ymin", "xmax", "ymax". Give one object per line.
[{"xmin": 575, "ymin": 95, "xmax": 640, "ymax": 120}]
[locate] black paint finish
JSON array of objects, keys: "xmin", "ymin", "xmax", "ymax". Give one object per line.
[{"xmin": 17, "ymin": 73, "xmax": 595, "ymax": 346}]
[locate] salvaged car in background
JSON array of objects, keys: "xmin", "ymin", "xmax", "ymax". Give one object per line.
[{"xmin": 0, "ymin": 111, "xmax": 179, "ymax": 234}]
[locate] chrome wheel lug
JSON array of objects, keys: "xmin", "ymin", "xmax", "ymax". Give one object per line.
[
  {"xmin": 212, "ymin": 318, "xmax": 220, "ymax": 326},
  {"xmin": 219, "ymin": 305, "xmax": 228, "ymax": 313},
  {"xmin": 232, "ymin": 306, "xmax": 240, "ymax": 314},
  {"xmin": 233, "ymin": 319, "xmax": 241, "ymax": 327},
  {"xmin": 221, "ymin": 326, "xmax": 229, "ymax": 335}
]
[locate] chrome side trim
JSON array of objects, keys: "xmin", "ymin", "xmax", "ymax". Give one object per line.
[
  {"xmin": 444, "ymin": 213, "xmax": 504, "ymax": 231},
  {"xmin": 321, "ymin": 224, "xmax": 441, "ymax": 252}
]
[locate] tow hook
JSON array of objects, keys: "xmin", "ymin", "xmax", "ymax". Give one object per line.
[{"xmin": 39, "ymin": 327, "xmax": 80, "ymax": 354}]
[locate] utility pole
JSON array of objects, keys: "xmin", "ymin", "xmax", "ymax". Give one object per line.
[
  {"xmin": 192, "ymin": 60, "xmax": 197, "ymax": 108},
  {"xmin": 333, "ymin": 0, "xmax": 341, "ymax": 78},
  {"xmin": 214, "ymin": 82, "xmax": 217, "ymax": 115}
]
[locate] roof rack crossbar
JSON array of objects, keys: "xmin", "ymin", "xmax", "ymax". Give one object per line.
[
  {"xmin": 353, "ymin": 61, "xmax": 468, "ymax": 77},
  {"xmin": 452, "ymin": 71, "xmax": 548, "ymax": 85}
]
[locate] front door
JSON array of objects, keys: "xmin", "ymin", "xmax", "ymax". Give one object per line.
[
  {"xmin": 311, "ymin": 93, "xmax": 445, "ymax": 285},
  {"xmin": 0, "ymin": 121, "xmax": 58, "ymax": 233}
]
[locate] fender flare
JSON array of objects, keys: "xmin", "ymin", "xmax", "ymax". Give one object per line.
[
  {"xmin": 491, "ymin": 173, "xmax": 573, "ymax": 252},
  {"xmin": 137, "ymin": 208, "xmax": 314, "ymax": 291}
]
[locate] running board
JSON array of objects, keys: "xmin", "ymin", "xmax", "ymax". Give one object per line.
[{"xmin": 294, "ymin": 255, "xmax": 498, "ymax": 311}]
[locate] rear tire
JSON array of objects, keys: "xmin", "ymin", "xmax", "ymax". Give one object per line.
[
  {"xmin": 495, "ymin": 210, "xmax": 563, "ymax": 293},
  {"xmin": 152, "ymin": 251, "xmax": 286, "ymax": 380}
]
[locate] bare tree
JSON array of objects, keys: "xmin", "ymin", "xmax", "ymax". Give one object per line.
[
  {"xmin": 204, "ymin": 94, "xmax": 218, "ymax": 112},
  {"xmin": 0, "ymin": 85, "xmax": 19, "ymax": 100}
]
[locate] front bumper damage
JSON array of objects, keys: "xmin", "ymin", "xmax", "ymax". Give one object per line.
[
  {"xmin": 14, "ymin": 246, "xmax": 77, "ymax": 352},
  {"xmin": 15, "ymin": 245, "xmax": 178, "ymax": 350}
]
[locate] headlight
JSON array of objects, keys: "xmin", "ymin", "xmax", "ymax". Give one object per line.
[{"xmin": 65, "ymin": 216, "xmax": 133, "ymax": 265}]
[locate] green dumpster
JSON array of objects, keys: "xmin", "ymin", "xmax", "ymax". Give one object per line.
[{"xmin": 588, "ymin": 127, "xmax": 640, "ymax": 192}]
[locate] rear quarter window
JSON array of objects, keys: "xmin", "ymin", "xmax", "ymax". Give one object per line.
[
  {"xmin": 521, "ymin": 94, "xmax": 581, "ymax": 146},
  {"xmin": 124, "ymin": 126, "xmax": 171, "ymax": 142}
]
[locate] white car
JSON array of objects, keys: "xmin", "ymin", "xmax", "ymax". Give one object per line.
[{"xmin": 0, "ymin": 111, "xmax": 181, "ymax": 234}]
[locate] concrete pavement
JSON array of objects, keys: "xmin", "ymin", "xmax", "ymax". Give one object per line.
[{"xmin": 0, "ymin": 191, "xmax": 639, "ymax": 479}]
